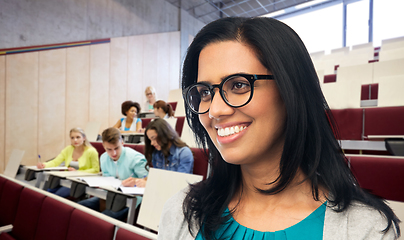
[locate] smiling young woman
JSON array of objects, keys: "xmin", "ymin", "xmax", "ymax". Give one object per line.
[
  {"xmin": 36, "ymin": 128, "xmax": 99, "ymax": 197},
  {"xmin": 113, "ymin": 100, "xmax": 142, "ymax": 132},
  {"xmin": 157, "ymin": 17, "xmax": 400, "ymax": 240}
]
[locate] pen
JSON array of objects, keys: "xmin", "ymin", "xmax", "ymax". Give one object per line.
[{"xmin": 38, "ymin": 155, "xmax": 41, "ymax": 163}]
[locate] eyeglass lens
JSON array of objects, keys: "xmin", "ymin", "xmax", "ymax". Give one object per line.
[{"xmin": 187, "ymin": 75, "xmax": 252, "ymax": 113}]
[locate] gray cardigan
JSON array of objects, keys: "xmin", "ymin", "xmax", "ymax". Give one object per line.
[{"xmin": 157, "ymin": 189, "xmax": 397, "ymax": 240}]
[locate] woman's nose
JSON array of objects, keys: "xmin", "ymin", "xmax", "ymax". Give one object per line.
[{"xmin": 208, "ymin": 89, "xmax": 234, "ymax": 119}]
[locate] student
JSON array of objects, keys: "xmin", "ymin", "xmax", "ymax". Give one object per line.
[
  {"xmin": 128, "ymin": 118, "xmax": 193, "ymax": 188},
  {"xmin": 144, "ymin": 86, "xmax": 157, "ymax": 112},
  {"xmin": 37, "ymin": 127, "xmax": 99, "ymax": 197},
  {"xmin": 77, "ymin": 127, "xmax": 148, "ymax": 221},
  {"xmin": 113, "ymin": 100, "xmax": 142, "ymax": 132},
  {"xmin": 153, "ymin": 100, "xmax": 174, "ymax": 119},
  {"xmin": 158, "ymin": 17, "xmax": 400, "ymax": 239}
]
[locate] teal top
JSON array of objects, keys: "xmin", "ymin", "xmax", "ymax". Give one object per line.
[{"xmin": 196, "ymin": 202, "xmax": 326, "ymax": 240}]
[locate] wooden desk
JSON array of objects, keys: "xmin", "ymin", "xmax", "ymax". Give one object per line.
[
  {"xmin": 367, "ymin": 135, "xmax": 404, "ymax": 140},
  {"xmin": 121, "ymin": 132, "xmax": 144, "ymax": 143},
  {"xmin": 139, "ymin": 112, "xmax": 155, "ymax": 118},
  {"xmin": 40, "ymin": 171, "xmax": 99, "ymax": 190},
  {"xmin": 65, "ymin": 176, "xmax": 142, "ymax": 225},
  {"xmin": 24, "ymin": 166, "xmax": 68, "ymax": 188},
  {"xmin": 339, "ymin": 140, "xmax": 387, "ymax": 151}
]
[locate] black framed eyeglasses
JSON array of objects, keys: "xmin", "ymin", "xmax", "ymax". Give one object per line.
[{"xmin": 183, "ymin": 74, "xmax": 274, "ymax": 114}]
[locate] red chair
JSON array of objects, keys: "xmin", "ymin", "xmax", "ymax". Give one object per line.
[
  {"xmin": 191, "ymin": 148, "xmax": 209, "ymax": 180},
  {"xmin": 167, "ymin": 102, "xmax": 177, "ymax": 111},
  {"xmin": 34, "ymin": 197, "xmax": 74, "ymax": 240},
  {"xmin": 2, "ymin": 188, "xmax": 46, "ymax": 240},
  {"xmin": 175, "ymin": 117, "xmax": 185, "ymax": 137},
  {"xmin": 66, "ymin": 209, "xmax": 115, "ymax": 240},
  {"xmin": 0, "ymin": 180, "xmax": 23, "ymax": 227},
  {"xmin": 347, "ymin": 155, "xmax": 404, "ymax": 202},
  {"xmin": 115, "ymin": 227, "xmax": 151, "ymax": 240}
]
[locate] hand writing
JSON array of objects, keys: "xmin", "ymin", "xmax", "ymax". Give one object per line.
[{"xmin": 36, "ymin": 162, "xmax": 45, "ymax": 169}]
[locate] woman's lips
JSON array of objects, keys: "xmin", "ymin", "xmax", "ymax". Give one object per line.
[
  {"xmin": 217, "ymin": 125, "xmax": 247, "ymax": 137},
  {"xmin": 215, "ymin": 123, "xmax": 250, "ymax": 145}
]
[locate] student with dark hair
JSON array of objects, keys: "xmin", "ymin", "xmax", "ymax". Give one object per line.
[
  {"xmin": 78, "ymin": 127, "xmax": 148, "ymax": 221},
  {"xmin": 127, "ymin": 118, "xmax": 194, "ymax": 188},
  {"xmin": 113, "ymin": 100, "xmax": 142, "ymax": 132},
  {"xmin": 158, "ymin": 17, "xmax": 400, "ymax": 239},
  {"xmin": 153, "ymin": 100, "xmax": 175, "ymax": 119}
]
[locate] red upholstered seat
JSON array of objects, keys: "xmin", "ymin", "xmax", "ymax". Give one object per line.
[
  {"xmin": 66, "ymin": 209, "xmax": 115, "ymax": 240},
  {"xmin": 0, "ymin": 180, "xmax": 23, "ymax": 226},
  {"xmin": 364, "ymin": 106, "xmax": 404, "ymax": 138},
  {"xmin": 130, "ymin": 144, "xmax": 145, "ymax": 155},
  {"xmin": 167, "ymin": 102, "xmax": 177, "ymax": 111},
  {"xmin": 330, "ymin": 108, "xmax": 363, "ymax": 140},
  {"xmin": 34, "ymin": 197, "xmax": 74, "ymax": 240},
  {"xmin": 0, "ymin": 233, "xmax": 15, "ymax": 240},
  {"xmin": 347, "ymin": 155, "xmax": 404, "ymax": 202},
  {"xmin": 191, "ymin": 148, "xmax": 209, "ymax": 180},
  {"xmin": 11, "ymin": 188, "xmax": 46, "ymax": 240},
  {"xmin": 0, "ymin": 176, "xmax": 7, "ymax": 199},
  {"xmin": 176, "ymin": 117, "xmax": 185, "ymax": 137},
  {"xmin": 115, "ymin": 228, "xmax": 151, "ymax": 240},
  {"xmin": 91, "ymin": 141, "xmax": 106, "ymax": 157},
  {"xmin": 361, "ymin": 84, "xmax": 379, "ymax": 100},
  {"xmin": 323, "ymin": 74, "xmax": 336, "ymax": 83},
  {"xmin": 141, "ymin": 118, "xmax": 154, "ymax": 129}
]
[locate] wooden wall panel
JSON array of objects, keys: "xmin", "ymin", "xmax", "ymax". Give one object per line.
[
  {"xmin": 0, "ymin": 56, "xmax": 5, "ymax": 173},
  {"xmin": 169, "ymin": 31, "xmax": 181, "ymax": 91},
  {"xmin": 6, "ymin": 52, "xmax": 39, "ymax": 166},
  {"xmin": 109, "ymin": 37, "xmax": 128, "ymax": 126},
  {"xmin": 143, "ymin": 34, "xmax": 158, "ymax": 102},
  {"xmin": 66, "ymin": 46, "xmax": 90, "ymax": 144},
  {"xmin": 127, "ymin": 35, "xmax": 145, "ymax": 108},
  {"xmin": 38, "ymin": 49, "xmax": 66, "ymax": 161},
  {"xmin": 157, "ymin": 33, "xmax": 170, "ymax": 102},
  {"xmin": 89, "ymin": 43, "xmax": 110, "ymax": 134}
]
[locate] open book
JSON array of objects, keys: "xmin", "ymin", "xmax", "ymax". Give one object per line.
[{"xmin": 76, "ymin": 176, "xmax": 145, "ymax": 195}]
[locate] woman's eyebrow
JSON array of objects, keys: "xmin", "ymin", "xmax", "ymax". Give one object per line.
[{"xmin": 197, "ymin": 72, "xmax": 248, "ymax": 85}]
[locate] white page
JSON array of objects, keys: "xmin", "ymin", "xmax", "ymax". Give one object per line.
[
  {"xmin": 27, "ymin": 166, "xmax": 68, "ymax": 171},
  {"xmin": 118, "ymin": 186, "xmax": 145, "ymax": 195},
  {"xmin": 78, "ymin": 176, "xmax": 122, "ymax": 188}
]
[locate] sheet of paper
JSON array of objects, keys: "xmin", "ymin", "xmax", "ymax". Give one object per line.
[
  {"xmin": 27, "ymin": 166, "xmax": 68, "ymax": 171},
  {"xmin": 118, "ymin": 186, "xmax": 145, "ymax": 195},
  {"xmin": 78, "ymin": 176, "xmax": 122, "ymax": 188}
]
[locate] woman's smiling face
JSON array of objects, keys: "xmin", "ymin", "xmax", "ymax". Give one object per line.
[{"xmin": 197, "ymin": 41, "xmax": 287, "ymax": 166}]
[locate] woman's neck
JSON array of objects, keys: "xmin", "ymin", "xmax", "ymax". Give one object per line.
[
  {"xmin": 231, "ymin": 166, "xmax": 325, "ymax": 211},
  {"xmin": 126, "ymin": 117, "xmax": 134, "ymax": 123},
  {"xmin": 74, "ymin": 144, "xmax": 85, "ymax": 152}
]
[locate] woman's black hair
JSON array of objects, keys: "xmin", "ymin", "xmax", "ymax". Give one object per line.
[
  {"xmin": 121, "ymin": 101, "xmax": 141, "ymax": 116},
  {"xmin": 181, "ymin": 17, "xmax": 400, "ymax": 240},
  {"xmin": 144, "ymin": 118, "xmax": 188, "ymax": 169}
]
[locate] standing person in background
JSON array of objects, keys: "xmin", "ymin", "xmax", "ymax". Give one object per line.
[
  {"xmin": 144, "ymin": 86, "xmax": 157, "ymax": 112},
  {"xmin": 113, "ymin": 100, "xmax": 142, "ymax": 133},
  {"xmin": 37, "ymin": 127, "xmax": 99, "ymax": 197},
  {"xmin": 78, "ymin": 127, "xmax": 148, "ymax": 221},
  {"xmin": 126, "ymin": 118, "xmax": 194, "ymax": 188},
  {"xmin": 154, "ymin": 100, "xmax": 175, "ymax": 119}
]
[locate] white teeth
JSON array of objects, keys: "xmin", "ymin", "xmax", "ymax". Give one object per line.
[{"xmin": 217, "ymin": 125, "xmax": 247, "ymax": 137}]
